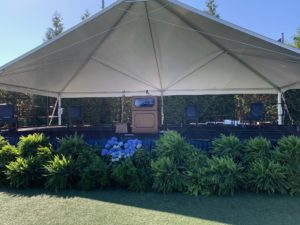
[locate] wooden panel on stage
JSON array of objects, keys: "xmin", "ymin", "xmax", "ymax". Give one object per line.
[
  {"xmin": 131, "ymin": 96, "xmax": 159, "ymax": 133},
  {"xmin": 132, "ymin": 111, "xmax": 159, "ymax": 133}
]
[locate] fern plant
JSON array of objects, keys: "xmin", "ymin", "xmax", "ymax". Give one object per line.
[
  {"xmin": 57, "ymin": 133, "xmax": 87, "ymax": 158},
  {"xmin": 273, "ymin": 136, "xmax": 300, "ymax": 195},
  {"xmin": 57, "ymin": 134, "xmax": 99, "ymax": 178},
  {"xmin": 0, "ymin": 145, "xmax": 20, "ymax": 185},
  {"xmin": 74, "ymin": 145, "xmax": 99, "ymax": 171},
  {"xmin": 44, "ymin": 155, "xmax": 74, "ymax": 192},
  {"xmin": 247, "ymin": 159, "xmax": 288, "ymax": 194},
  {"xmin": 153, "ymin": 131, "xmax": 205, "ymax": 193},
  {"xmin": 7, "ymin": 133, "xmax": 53, "ymax": 188},
  {"xmin": 211, "ymin": 134, "xmax": 242, "ymax": 162},
  {"xmin": 242, "ymin": 137, "xmax": 272, "ymax": 166},
  {"xmin": 111, "ymin": 158, "xmax": 143, "ymax": 191},
  {"xmin": 151, "ymin": 157, "xmax": 184, "ymax": 193},
  {"xmin": 78, "ymin": 157, "xmax": 109, "ymax": 191},
  {"xmin": 185, "ymin": 148, "xmax": 208, "ymax": 171},
  {"xmin": 0, "ymin": 135, "xmax": 9, "ymax": 149},
  {"xmin": 132, "ymin": 149, "xmax": 154, "ymax": 191},
  {"xmin": 287, "ymin": 171, "xmax": 300, "ymax": 196},
  {"xmin": 205, "ymin": 156, "xmax": 242, "ymax": 196},
  {"xmin": 17, "ymin": 133, "xmax": 52, "ymax": 158},
  {"xmin": 184, "ymin": 149, "xmax": 209, "ymax": 196},
  {"xmin": 154, "ymin": 131, "xmax": 193, "ymax": 168},
  {"xmin": 132, "ymin": 149, "xmax": 152, "ymax": 169},
  {"xmin": 185, "ymin": 167, "xmax": 210, "ymax": 196},
  {"xmin": 5, "ymin": 157, "xmax": 38, "ymax": 188},
  {"xmin": 0, "ymin": 145, "xmax": 20, "ymax": 167},
  {"xmin": 273, "ymin": 136, "xmax": 300, "ymax": 173}
]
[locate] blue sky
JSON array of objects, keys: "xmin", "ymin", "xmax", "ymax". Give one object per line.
[{"xmin": 1, "ymin": 0, "xmax": 300, "ymax": 66}]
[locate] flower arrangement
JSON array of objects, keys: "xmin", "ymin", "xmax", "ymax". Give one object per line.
[{"xmin": 101, "ymin": 137, "xmax": 142, "ymax": 161}]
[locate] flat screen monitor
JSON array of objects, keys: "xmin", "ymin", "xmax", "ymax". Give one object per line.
[{"xmin": 134, "ymin": 97, "xmax": 155, "ymax": 108}]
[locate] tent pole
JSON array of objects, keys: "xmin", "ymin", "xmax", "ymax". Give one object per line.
[
  {"xmin": 160, "ymin": 92, "xmax": 164, "ymax": 127},
  {"xmin": 58, "ymin": 96, "xmax": 63, "ymax": 126},
  {"xmin": 277, "ymin": 92, "xmax": 283, "ymax": 125},
  {"xmin": 121, "ymin": 91, "xmax": 125, "ymax": 123}
]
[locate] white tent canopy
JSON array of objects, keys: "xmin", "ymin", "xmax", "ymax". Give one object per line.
[{"xmin": 1, "ymin": 0, "xmax": 300, "ymax": 99}]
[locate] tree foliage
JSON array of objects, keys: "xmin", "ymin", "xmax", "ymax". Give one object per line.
[
  {"xmin": 81, "ymin": 10, "xmax": 91, "ymax": 21},
  {"xmin": 293, "ymin": 28, "xmax": 300, "ymax": 49},
  {"xmin": 205, "ymin": 0, "xmax": 220, "ymax": 18},
  {"xmin": 44, "ymin": 11, "xmax": 64, "ymax": 41}
]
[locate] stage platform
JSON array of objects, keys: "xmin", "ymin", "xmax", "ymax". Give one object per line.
[{"xmin": 0, "ymin": 124, "xmax": 299, "ymax": 150}]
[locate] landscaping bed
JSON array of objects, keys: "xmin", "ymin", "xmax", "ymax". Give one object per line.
[{"xmin": 0, "ymin": 131, "xmax": 299, "ymax": 196}]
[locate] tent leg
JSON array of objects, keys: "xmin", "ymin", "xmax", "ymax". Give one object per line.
[
  {"xmin": 277, "ymin": 92, "xmax": 283, "ymax": 125},
  {"xmin": 160, "ymin": 93, "xmax": 164, "ymax": 128},
  {"xmin": 121, "ymin": 91, "xmax": 125, "ymax": 123},
  {"xmin": 58, "ymin": 96, "xmax": 63, "ymax": 126}
]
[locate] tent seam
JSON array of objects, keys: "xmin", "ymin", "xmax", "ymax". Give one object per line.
[{"xmin": 145, "ymin": 1, "xmax": 163, "ymax": 91}]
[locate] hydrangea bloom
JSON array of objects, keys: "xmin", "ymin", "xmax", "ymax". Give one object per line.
[{"xmin": 101, "ymin": 137, "xmax": 143, "ymax": 161}]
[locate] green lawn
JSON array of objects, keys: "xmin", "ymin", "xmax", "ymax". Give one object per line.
[{"xmin": 0, "ymin": 188, "xmax": 299, "ymax": 225}]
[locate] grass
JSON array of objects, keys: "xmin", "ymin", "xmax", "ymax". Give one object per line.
[{"xmin": 0, "ymin": 188, "xmax": 299, "ymax": 225}]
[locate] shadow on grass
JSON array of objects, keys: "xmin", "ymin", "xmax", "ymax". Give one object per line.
[{"xmin": 1, "ymin": 187, "xmax": 300, "ymax": 225}]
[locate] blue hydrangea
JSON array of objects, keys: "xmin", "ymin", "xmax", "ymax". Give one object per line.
[
  {"xmin": 102, "ymin": 137, "xmax": 143, "ymax": 161},
  {"xmin": 101, "ymin": 149, "xmax": 108, "ymax": 156},
  {"xmin": 111, "ymin": 137, "xmax": 118, "ymax": 141}
]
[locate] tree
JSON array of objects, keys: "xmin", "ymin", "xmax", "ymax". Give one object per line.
[
  {"xmin": 44, "ymin": 11, "xmax": 64, "ymax": 41},
  {"xmin": 205, "ymin": 0, "xmax": 220, "ymax": 18},
  {"xmin": 81, "ymin": 10, "xmax": 90, "ymax": 21},
  {"xmin": 293, "ymin": 28, "xmax": 300, "ymax": 49}
]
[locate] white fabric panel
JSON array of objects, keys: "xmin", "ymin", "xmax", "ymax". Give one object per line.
[
  {"xmin": 236, "ymin": 54, "xmax": 300, "ymax": 88},
  {"xmin": 0, "ymin": 61, "xmax": 81, "ymax": 93},
  {"xmin": 170, "ymin": 53, "xmax": 275, "ymax": 92},
  {"xmin": 63, "ymin": 60, "xmax": 157, "ymax": 94},
  {"xmin": 93, "ymin": 2, "xmax": 161, "ymax": 90},
  {"xmin": 148, "ymin": 1, "xmax": 221, "ymax": 88}
]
